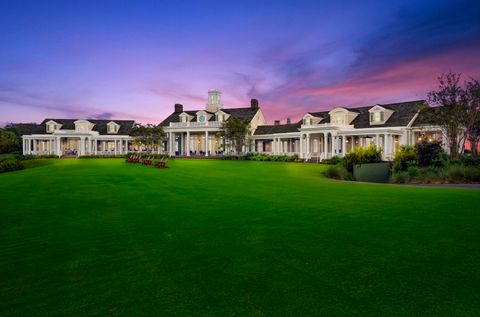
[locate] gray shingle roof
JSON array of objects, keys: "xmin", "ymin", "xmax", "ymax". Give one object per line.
[
  {"xmin": 254, "ymin": 100, "xmax": 427, "ymax": 135},
  {"xmin": 254, "ymin": 123, "xmax": 302, "ymax": 135},
  {"xmin": 159, "ymin": 107, "xmax": 259, "ymax": 126},
  {"xmin": 348, "ymin": 100, "xmax": 426, "ymax": 128},
  {"xmin": 411, "ymin": 106, "xmax": 441, "ymax": 127},
  {"xmin": 34, "ymin": 119, "xmax": 135, "ymax": 135}
]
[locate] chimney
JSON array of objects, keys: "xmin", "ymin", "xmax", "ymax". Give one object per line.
[
  {"xmin": 286, "ymin": 118, "xmax": 291, "ymax": 124},
  {"xmin": 274, "ymin": 120, "xmax": 280, "ymax": 126},
  {"xmin": 174, "ymin": 103, "xmax": 183, "ymax": 113},
  {"xmin": 250, "ymin": 98, "xmax": 259, "ymax": 109}
]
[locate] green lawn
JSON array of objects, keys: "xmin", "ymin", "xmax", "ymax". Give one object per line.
[{"xmin": 0, "ymin": 159, "xmax": 479, "ymax": 316}]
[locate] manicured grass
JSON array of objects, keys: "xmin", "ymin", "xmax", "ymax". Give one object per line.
[{"xmin": 0, "ymin": 159, "xmax": 479, "ymax": 316}]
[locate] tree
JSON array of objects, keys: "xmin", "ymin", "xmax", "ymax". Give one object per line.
[
  {"xmin": 217, "ymin": 118, "xmax": 251, "ymax": 154},
  {"xmin": 0, "ymin": 129, "xmax": 21, "ymax": 154},
  {"xmin": 425, "ymin": 73, "xmax": 468, "ymax": 160},
  {"xmin": 3, "ymin": 123, "xmax": 38, "ymax": 153},
  {"xmin": 129, "ymin": 124, "xmax": 165, "ymax": 153},
  {"xmin": 465, "ymin": 79, "xmax": 480, "ymax": 156}
]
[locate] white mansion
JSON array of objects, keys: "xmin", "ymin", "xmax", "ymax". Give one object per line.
[{"xmin": 22, "ymin": 90, "xmax": 443, "ymax": 161}]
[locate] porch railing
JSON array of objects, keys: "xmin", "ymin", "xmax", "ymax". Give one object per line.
[{"xmin": 169, "ymin": 121, "xmax": 223, "ymax": 128}]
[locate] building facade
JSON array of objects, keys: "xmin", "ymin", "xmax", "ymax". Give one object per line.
[
  {"xmin": 253, "ymin": 100, "xmax": 443, "ymax": 161},
  {"xmin": 22, "ymin": 119, "xmax": 135, "ymax": 156},
  {"xmin": 22, "ymin": 91, "xmax": 445, "ymax": 160},
  {"xmin": 159, "ymin": 90, "xmax": 266, "ymax": 156}
]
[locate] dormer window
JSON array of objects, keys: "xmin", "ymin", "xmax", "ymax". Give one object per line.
[
  {"xmin": 198, "ymin": 115, "xmax": 205, "ymax": 123},
  {"xmin": 328, "ymin": 108, "xmax": 358, "ymax": 126},
  {"xmin": 179, "ymin": 112, "xmax": 193, "ymax": 123},
  {"xmin": 368, "ymin": 105, "xmax": 393, "ymax": 125},
  {"xmin": 107, "ymin": 121, "xmax": 120, "ymax": 134},
  {"xmin": 46, "ymin": 120, "xmax": 60, "ymax": 133},
  {"xmin": 217, "ymin": 115, "xmax": 223, "ymax": 122},
  {"xmin": 370, "ymin": 111, "xmax": 384, "ymax": 123},
  {"xmin": 332, "ymin": 115, "xmax": 346, "ymax": 125},
  {"xmin": 303, "ymin": 118, "xmax": 311, "ymax": 125}
]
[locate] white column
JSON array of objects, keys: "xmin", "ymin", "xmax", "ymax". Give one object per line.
[
  {"xmin": 331, "ymin": 136, "xmax": 336, "ymax": 155},
  {"xmin": 93, "ymin": 140, "xmax": 97, "ymax": 155},
  {"xmin": 186, "ymin": 131, "xmax": 190, "ymax": 156},
  {"xmin": 385, "ymin": 133, "xmax": 391, "ymax": 160},
  {"xmin": 306, "ymin": 134, "xmax": 311, "ymax": 157},
  {"xmin": 299, "ymin": 134, "xmax": 304, "ymax": 158},
  {"xmin": 323, "ymin": 133, "xmax": 328, "ymax": 157},
  {"xmin": 56, "ymin": 137, "xmax": 61, "ymax": 156},
  {"xmin": 79, "ymin": 137, "xmax": 85, "ymax": 156},
  {"xmin": 169, "ymin": 132, "xmax": 173, "ymax": 156},
  {"xmin": 342, "ymin": 136, "xmax": 347, "ymax": 157},
  {"xmin": 205, "ymin": 131, "xmax": 209, "ymax": 156}
]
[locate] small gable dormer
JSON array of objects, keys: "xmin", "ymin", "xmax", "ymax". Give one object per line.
[
  {"xmin": 215, "ymin": 110, "xmax": 230, "ymax": 122},
  {"xmin": 195, "ymin": 110, "xmax": 212, "ymax": 123},
  {"xmin": 302, "ymin": 113, "xmax": 323, "ymax": 125},
  {"xmin": 328, "ymin": 107, "xmax": 358, "ymax": 125},
  {"xmin": 74, "ymin": 120, "xmax": 94, "ymax": 133},
  {"xmin": 179, "ymin": 112, "xmax": 193, "ymax": 123},
  {"xmin": 368, "ymin": 105, "xmax": 394, "ymax": 125},
  {"xmin": 46, "ymin": 120, "xmax": 61, "ymax": 133},
  {"xmin": 106, "ymin": 121, "xmax": 120, "ymax": 134}
]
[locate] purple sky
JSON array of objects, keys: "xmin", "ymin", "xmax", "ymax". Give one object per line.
[{"xmin": 1, "ymin": 0, "xmax": 479, "ymax": 125}]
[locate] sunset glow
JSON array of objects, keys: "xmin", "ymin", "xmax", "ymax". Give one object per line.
[{"xmin": 1, "ymin": 0, "xmax": 479, "ymax": 125}]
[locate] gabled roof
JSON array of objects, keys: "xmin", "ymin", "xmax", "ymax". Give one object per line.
[
  {"xmin": 347, "ymin": 100, "xmax": 426, "ymax": 128},
  {"xmin": 160, "ymin": 107, "xmax": 259, "ymax": 126},
  {"xmin": 254, "ymin": 122, "xmax": 302, "ymax": 135},
  {"xmin": 34, "ymin": 119, "xmax": 135, "ymax": 135}
]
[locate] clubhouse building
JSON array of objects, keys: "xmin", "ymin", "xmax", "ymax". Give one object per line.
[{"xmin": 22, "ymin": 90, "xmax": 444, "ymax": 161}]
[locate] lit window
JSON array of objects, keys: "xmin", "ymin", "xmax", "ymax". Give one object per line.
[
  {"xmin": 333, "ymin": 116, "xmax": 345, "ymax": 124},
  {"xmin": 370, "ymin": 112, "xmax": 384, "ymax": 123}
]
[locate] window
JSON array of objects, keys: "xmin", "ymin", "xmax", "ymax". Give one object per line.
[
  {"xmin": 332, "ymin": 115, "xmax": 345, "ymax": 125},
  {"xmin": 370, "ymin": 111, "xmax": 384, "ymax": 123},
  {"xmin": 107, "ymin": 123, "xmax": 119, "ymax": 134},
  {"xmin": 47, "ymin": 124, "xmax": 54, "ymax": 132},
  {"xmin": 217, "ymin": 115, "xmax": 223, "ymax": 122},
  {"xmin": 303, "ymin": 118, "xmax": 311, "ymax": 125},
  {"xmin": 198, "ymin": 115, "xmax": 205, "ymax": 123}
]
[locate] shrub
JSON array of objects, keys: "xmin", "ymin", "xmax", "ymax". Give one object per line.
[
  {"xmin": 326, "ymin": 156, "xmax": 343, "ymax": 165},
  {"xmin": 323, "ymin": 164, "xmax": 352, "ymax": 180},
  {"xmin": 407, "ymin": 166, "xmax": 419, "ymax": 178},
  {"xmin": 391, "ymin": 171, "xmax": 409, "ymax": 183},
  {"xmin": 393, "ymin": 145, "xmax": 417, "ymax": 172},
  {"xmin": 17, "ymin": 154, "xmax": 58, "ymax": 160},
  {"xmin": 415, "ymin": 141, "xmax": 443, "ymax": 167},
  {"xmin": 239, "ymin": 153, "xmax": 299, "ymax": 162},
  {"xmin": 432, "ymin": 151, "xmax": 450, "ymax": 168},
  {"xmin": 0, "ymin": 159, "xmax": 24, "ymax": 173},
  {"xmin": 446, "ymin": 165, "xmax": 465, "ymax": 182},
  {"xmin": 462, "ymin": 155, "xmax": 480, "ymax": 167},
  {"xmin": 464, "ymin": 166, "xmax": 480, "ymax": 182},
  {"xmin": 342, "ymin": 144, "xmax": 382, "ymax": 172}
]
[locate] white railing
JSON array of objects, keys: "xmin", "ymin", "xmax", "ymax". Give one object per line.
[
  {"xmin": 169, "ymin": 121, "xmax": 223, "ymax": 128},
  {"xmin": 301, "ymin": 123, "xmax": 353, "ymax": 129}
]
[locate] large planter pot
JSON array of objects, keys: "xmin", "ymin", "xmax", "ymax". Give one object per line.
[{"xmin": 353, "ymin": 162, "xmax": 391, "ymax": 183}]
